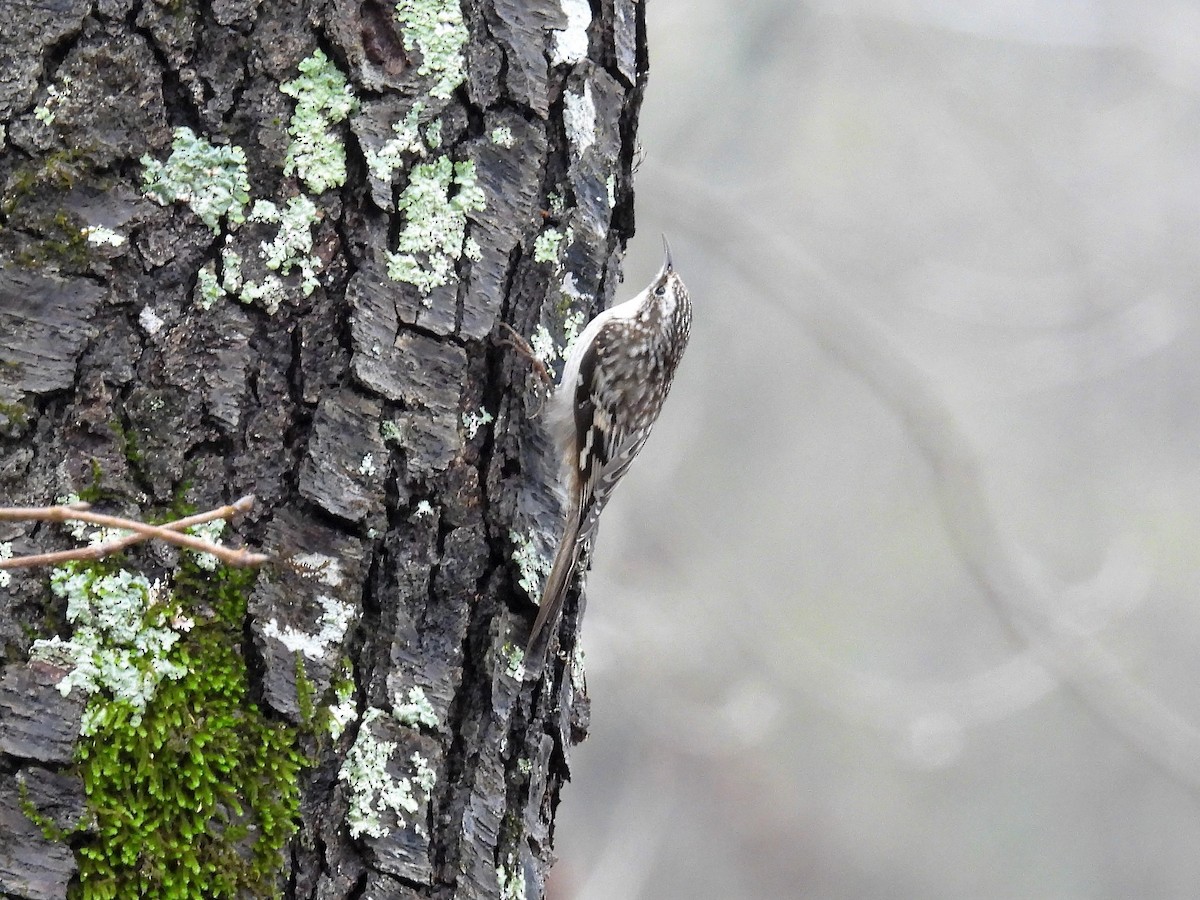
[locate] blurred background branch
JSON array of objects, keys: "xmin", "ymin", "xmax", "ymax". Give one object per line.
[{"xmin": 555, "ymin": 4, "xmax": 1200, "ymax": 898}]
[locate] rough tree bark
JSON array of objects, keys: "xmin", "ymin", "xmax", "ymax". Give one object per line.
[{"xmin": 0, "ymin": 0, "xmax": 646, "ymax": 897}]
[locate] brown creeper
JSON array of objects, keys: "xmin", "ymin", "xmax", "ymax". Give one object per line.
[{"xmin": 526, "ymin": 239, "xmax": 693, "ymax": 662}]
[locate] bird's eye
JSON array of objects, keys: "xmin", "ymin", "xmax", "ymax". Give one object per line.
[{"xmin": 655, "ymin": 284, "xmax": 667, "ymax": 297}]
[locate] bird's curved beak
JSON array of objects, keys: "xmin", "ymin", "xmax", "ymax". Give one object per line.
[{"xmin": 661, "ymin": 235, "xmax": 673, "ymax": 273}]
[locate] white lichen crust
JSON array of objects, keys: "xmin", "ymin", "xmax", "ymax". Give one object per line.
[
  {"xmin": 262, "ymin": 594, "xmax": 355, "ymax": 661},
  {"xmin": 81, "ymin": 224, "xmax": 126, "ymax": 247},
  {"xmin": 29, "ymin": 565, "xmax": 188, "ymax": 736},
  {"xmin": 563, "ymin": 83, "xmax": 597, "ymax": 152},
  {"xmin": 0, "ymin": 542, "xmax": 12, "ymax": 588},
  {"xmin": 498, "ymin": 855, "xmax": 527, "ymax": 900},
  {"xmin": 550, "ymin": 0, "xmax": 592, "ymax": 66},
  {"xmin": 338, "ymin": 707, "xmax": 437, "ymax": 839}
]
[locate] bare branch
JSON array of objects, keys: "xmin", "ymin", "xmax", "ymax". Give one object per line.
[
  {"xmin": 0, "ymin": 495, "xmax": 267, "ymax": 569},
  {"xmin": 656, "ymin": 171, "xmax": 1200, "ymax": 791}
]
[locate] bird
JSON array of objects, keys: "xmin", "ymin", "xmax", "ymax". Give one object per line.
[{"xmin": 525, "ymin": 238, "xmax": 692, "ymax": 668}]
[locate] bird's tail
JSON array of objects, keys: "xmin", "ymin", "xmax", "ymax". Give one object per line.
[{"xmin": 524, "ymin": 505, "xmax": 582, "ymax": 674}]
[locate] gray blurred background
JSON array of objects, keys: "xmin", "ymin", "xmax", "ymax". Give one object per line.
[{"xmin": 553, "ymin": 2, "xmax": 1200, "ymax": 898}]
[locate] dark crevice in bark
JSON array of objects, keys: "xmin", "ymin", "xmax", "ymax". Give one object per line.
[
  {"xmin": 30, "ymin": 14, "xmax": 86, "ymax": 92},
  {"xmin": 437, "ymin": 596, "xmax": 494, "ymax": 890},
  {"xmin": 611, "ymin": 0, "xmax": 649, "ymax": 244},
  {"xmin": 126, "ymin": 7, "xmax": 201, "ymax": 134}
]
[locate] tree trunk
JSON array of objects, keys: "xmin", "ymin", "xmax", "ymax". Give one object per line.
[{"xmin": 0, "ymin": 0, "xmax": 647, "ymax": 897}]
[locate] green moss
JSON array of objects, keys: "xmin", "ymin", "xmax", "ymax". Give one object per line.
[
  {"xmin": 294, "ymin": 652, "xmax": 316, "ymax": 725},
  {"xmin": 60, "ymin": 562, "xmax": 306, "ymax": 899},
  {"xmin": 2, "ymin": 148, "xmax": 89, "ymax": 216},
  {"xmin": 17, "ymin": 778, "xmax": 67, "ymax": 842},
  {"xmin": 160, "ymin": 483, "xmax": 197, "ymax": 524},
  {"xmin": 0, "ymin": 400, "xmax": 29, "ymax": 428},
  {"xmin": 380, "ymin": 419, "xmax": 403, "ymax": 444},
  {"xmin": 12, "ymin": 209, "xmax": 92, "ymax": 269},
  {"xmin": 74, "ymin": 460, "xmax": 109, "ymax": 505},
  {"xmin": 109, "ymin": 419, "xmax": 142, "ymax": 466}
]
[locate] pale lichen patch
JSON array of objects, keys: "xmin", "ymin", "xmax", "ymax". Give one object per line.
[
  {"xmin": 196, "ymin": 264, "xmax": 223, "ymax": 310},
  {"xmin": 248, "ymin": 197, "xmax": 323, "ymax": 297},
  {"xmin": 490, "ymin": 125, "xmax": 515, "ymax": 148},
  {"xmin": 510, "ymin": 530, "xmax": 551, "ymax": 598},
  {"xmin": 142, "ymin": 127, "xmax": 251, "ymax": 233},
  {"xmin": 186, "ymin": 519, "xmax": 225, "ymax": 571},
  {"xmin": 393, "ymin": 685, "xmax": 439, "ymax": 729},
  {"xmin": 385, "ymin": 156, "xmax": 486, "ymax": 294},
  {"xmin": 239, "ymin": 275, "xmax": 286, "ymax": 315},
  {"xmin": 138, "ymin": 305, "xmax": 165, "ymax": 336},
  {"xmin": 530, "ymin": 325, "xmax": 557, "ymax": 367},
  {"xmin": 28, "ymin": 566, "xmax": 188, "ymax": 736},
  {"xmin": 461, "ymin": 407, "xmax": 493, "ymax": 438},
  {"xmin": 393, "ymin": 0, "xmax": 469, "ymax": 100},
  {"xmin": 327, "ymin": 673, "xmax": 358, "ymax": 740},
  {"xmin": 533, "ymin": 228, "xmax": 562, "ymax": 264},
  {"xmin": 281, "ymin": 49, "xmax": 358, "ymax": 194},
  {"xmin": 220, "ymin": 245, "xmax": 243, "ymax": 292},
  {"xmin": 293, "ymin": 551, "xmax": 345, "ymax": 587},
  {"xmin": 34, "ymin": 79, "xmax": 71, "ymax": 126},
  {"xmin": 561, "ymin": 308, "xmax": 586, "ymax": 359},
  {"xmin": 365, "ymin": 102, "xmax": 429, "ymax": 182},
  {"xmin": 502, "ymin": 642, "xmax": 526, "ymax": 680}
]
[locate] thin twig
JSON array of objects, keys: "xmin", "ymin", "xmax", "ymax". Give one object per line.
[
  {"xmin": 497, "ymin": 322, "xmax": 554, "ymax": 419},
  {"xmin": 0, "ymin": 495, "xmax": 267, "ymax": 569},
  {"xmin": 497, "ymin": 321, "xmax": 554, "ymax": 388}
]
